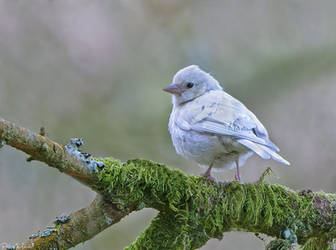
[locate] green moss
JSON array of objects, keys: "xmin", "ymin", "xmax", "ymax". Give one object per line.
[
  {"xmin": 265, "ymin": 239, "xmax": 292, "ymax": 250},
  {"xmin": 302, "ymin": 237, "xmax": 333, "ymax": 250},
  {"xmin": 92, "ymin": 158, "xmax": 335, "ymax": 249},
  {"xmin": 126, "ymin": 211, "xmax": 191, "ymax": 250}
]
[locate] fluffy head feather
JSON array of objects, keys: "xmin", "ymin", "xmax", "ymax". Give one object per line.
[{"xmin": 166, "ymin": 65, "xmax": 222, "ymax": 105}]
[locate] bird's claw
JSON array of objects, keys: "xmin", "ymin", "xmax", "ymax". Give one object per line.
[
  {"xmin": 201, "ymin": 173, "xmax": 217, "ymax": 183},
  {"xmin": 234, "ymin": 173, "xmax": 242, "ymax": 183}
]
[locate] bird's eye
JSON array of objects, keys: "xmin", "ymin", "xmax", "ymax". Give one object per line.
[{"xmin": 186, "ymin": 82, "xmax": 194, "ymax": 88}]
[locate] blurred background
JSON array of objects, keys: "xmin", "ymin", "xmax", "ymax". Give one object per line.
[{"xmin": 0, "ymin": 0, "xmax": 336, "ymax": 249}]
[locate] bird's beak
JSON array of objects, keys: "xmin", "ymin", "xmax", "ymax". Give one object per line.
[{"xmin": 163, "ymin": 84, "xmax": 183, "ymax": 95}]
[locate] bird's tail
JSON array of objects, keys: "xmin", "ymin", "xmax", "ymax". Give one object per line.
[{"xmin": 237, "ymin": 139, "xmax": 290, "ymax": 166}]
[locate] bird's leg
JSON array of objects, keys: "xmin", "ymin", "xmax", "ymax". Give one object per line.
[
  {"xmin": 202, "ymin": 161, "xmax": 216, "ymax": 182},
  {"xmin": 235, "ymin": 159, "xmax": 241, "ymax": 183}
]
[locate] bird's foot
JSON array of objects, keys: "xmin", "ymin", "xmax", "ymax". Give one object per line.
[
  {"xmin": 234, "ymin": 160, "xmax": 242, "ymax": 183},
  {"xmin": 201, "ymin": 172, "xmax": 217, "ymax": 183},
  {"xmin": 234, "ymin": 173, "xmax": 241, "ymax": 183}
]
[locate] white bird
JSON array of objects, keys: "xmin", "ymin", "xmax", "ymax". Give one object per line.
[{"xmin": 163, "ymin": 65, "xmax": 290, "ymax": 182}]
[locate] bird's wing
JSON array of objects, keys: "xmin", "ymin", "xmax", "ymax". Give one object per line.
[{"xmin": 177, "ymin": 91, "xmax": 280, "ymax": 152}]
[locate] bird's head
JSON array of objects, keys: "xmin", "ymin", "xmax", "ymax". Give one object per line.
[{"xmin": 163, "ymin": 65, "xmax": 222, "ymax": 105}]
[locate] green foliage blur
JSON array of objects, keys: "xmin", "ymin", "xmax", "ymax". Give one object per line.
[{"xmin": 1, "ymin": 1, "xmax": 336, "ymax": 249}]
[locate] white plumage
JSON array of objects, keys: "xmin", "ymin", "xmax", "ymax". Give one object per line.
[{"xmin": 164, "ymin": 65, "xmax": 289, "ymax": 182}]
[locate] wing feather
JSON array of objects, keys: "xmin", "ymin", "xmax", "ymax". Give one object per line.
[{"xmin": 179, "ymin": 90, "xmax": 280, "ymax": 152}]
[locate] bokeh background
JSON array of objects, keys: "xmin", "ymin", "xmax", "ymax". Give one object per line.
[{"xmin": 1, "ymin": 0, "xmax": 336, "ymax": 249}]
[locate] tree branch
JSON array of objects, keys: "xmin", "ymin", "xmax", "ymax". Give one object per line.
[
  {"xmin": 23, "ymin": 194, "xmax": 128, "ymax": 249},
  {"xmin": 0, "ymin": 117, "xmax": 95, "ymax": 185},
  {"xmin": 0, "ymin": 117, "xmax": 335, "ymax": 249}
]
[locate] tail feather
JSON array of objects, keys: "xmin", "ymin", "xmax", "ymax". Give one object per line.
[
  {"xmin": 237, "ymin": 139, "xmax": 271, "ymax": 160},
  {"xmin": 264, "ymin": 138, "xmax": 280, "ymax": 152},
  {"xmin": 238, "ymin": 139, "xmax": 290, "ymax": 166},
  {"xmin": 259, "ymin": 144, "xmax": 290, "ymax": 166}
]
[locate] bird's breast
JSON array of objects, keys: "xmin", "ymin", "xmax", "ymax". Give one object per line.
[{"xmin": 169, "ymin": 115, "xmax": 226, "ymax": 164}]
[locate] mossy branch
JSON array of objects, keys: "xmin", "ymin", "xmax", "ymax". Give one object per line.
[{"xmin": 0, "ymin": 117, "xmax": 336, "ymax": 250}]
